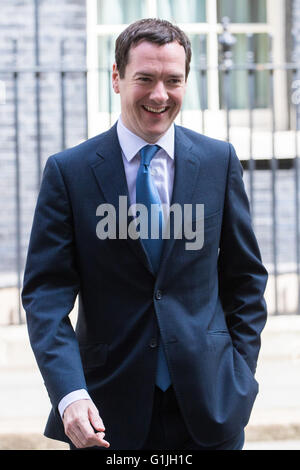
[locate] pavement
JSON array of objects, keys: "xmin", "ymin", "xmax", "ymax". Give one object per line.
[{"xmin": 0, "ymin": 301, "xmax": 300, "ymax": 451}]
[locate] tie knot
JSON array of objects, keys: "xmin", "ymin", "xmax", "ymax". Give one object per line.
[{"xmin": 140, "ymin": 145, "xmax": 160, "ymax": 166}]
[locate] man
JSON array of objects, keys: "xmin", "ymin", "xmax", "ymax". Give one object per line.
[{"xmin": 22, "ymin": 18, "xmax": 268, "ymax": 450}]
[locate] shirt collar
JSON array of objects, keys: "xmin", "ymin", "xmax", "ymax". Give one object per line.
[{"xmin": 117, "ymin": 115, "xmax": 175, "ymax": 162}]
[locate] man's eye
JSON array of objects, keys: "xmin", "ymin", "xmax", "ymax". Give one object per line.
[{"xmin": 138, "ymin": 77, "xmax": 151, "ymax": 82}]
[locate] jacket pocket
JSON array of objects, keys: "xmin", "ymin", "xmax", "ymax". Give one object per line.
[
  {"xmin": 79, "ymin": 342, "xmax": 108, "ymax": 369},
  {"xmin": 207, "ymin": 329, "xmax": 230, "ymax": 336}
]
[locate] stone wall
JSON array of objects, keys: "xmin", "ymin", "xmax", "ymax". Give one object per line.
[{"xmin": 0, "ymin": 0, "xmax": 86, "ymax": 282}]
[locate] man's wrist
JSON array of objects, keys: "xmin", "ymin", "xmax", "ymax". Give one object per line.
[{"xmin": 58, "ymin": 389, "xmax": 92, "ymax": 419}]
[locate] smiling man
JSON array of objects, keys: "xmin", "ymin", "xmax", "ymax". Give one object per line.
[
  {"xmin": 112, "ymin": 40, "xmax": 187, "ymax": 142},
  {"xmin": 22, "ymin": 18, "xmax": 268, "ymax": 450}
]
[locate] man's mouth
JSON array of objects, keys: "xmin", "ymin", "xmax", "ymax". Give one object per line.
[{"xmin": 142, "ymin": 105, "xmax": 169, "ymax": 114}]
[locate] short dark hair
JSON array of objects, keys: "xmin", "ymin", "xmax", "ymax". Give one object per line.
[{"xmin": 115, "ymin": 18, "xmax": 192, "ymax": 80}]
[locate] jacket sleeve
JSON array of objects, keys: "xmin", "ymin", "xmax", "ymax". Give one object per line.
[
  {"xmin": 22, "ymin": 155, "xmax": 87, "ymax": 412},
  {"xmin": 218, "ymin": 143, "xmax": 268, "ymax": 375}
]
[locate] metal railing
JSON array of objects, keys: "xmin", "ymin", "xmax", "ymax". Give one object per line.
[{"xmin": 0, "ymin": 37, "xmax": 88, "ymax": 324}]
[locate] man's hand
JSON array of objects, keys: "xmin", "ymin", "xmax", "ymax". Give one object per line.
[{"xmin": 62, "ymin": 399, "xmax": 110, "ymax": 449}]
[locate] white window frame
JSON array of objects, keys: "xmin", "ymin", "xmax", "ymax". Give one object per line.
[{"xmin": 86, "ymin": 0, "xmax": 287, "ymax": 138}]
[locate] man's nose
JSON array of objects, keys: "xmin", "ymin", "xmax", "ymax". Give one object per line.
[{"xmin": 149, "ymin": 81, "xmax": 168, "ymax": 103}]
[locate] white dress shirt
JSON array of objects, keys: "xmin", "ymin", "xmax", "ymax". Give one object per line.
[{"xmin": 58, "ymin": 117, "xmax": 175, "ymax": 418}]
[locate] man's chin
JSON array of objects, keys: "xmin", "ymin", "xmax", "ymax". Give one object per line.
[{"xmin": 139, "ymin": 124, "xmax": 171, "ymax": 143}]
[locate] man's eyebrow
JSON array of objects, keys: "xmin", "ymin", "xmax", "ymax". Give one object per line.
[
  {"xmin": 133, "ymin": 71, "xmax": 154, "ymax": 77},
  {"xmin": 133, "ymin": 71, "xmax": 185, "ymax": 79},
  {"xmin": 167, "ymin": 73, "xmax": 185, "ymax": 79}
]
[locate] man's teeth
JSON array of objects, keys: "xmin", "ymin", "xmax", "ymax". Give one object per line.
[{"xmin": 143, "ymin": 105, "xmax": 167, "ymax": 114}]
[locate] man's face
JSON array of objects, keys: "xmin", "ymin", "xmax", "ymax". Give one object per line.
[{"xmin": 112, "ymin": 40, "xmax": 187, "ymax": 143}]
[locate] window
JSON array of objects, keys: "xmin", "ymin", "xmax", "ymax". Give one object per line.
[
  {"xmin": 97, "ymin": 0, "xmax": 147, "ymax": 24},
  {"xmin": 219, "ymin": 33, "xmax": 269, "ymax": 110},
  {"xmin": 217, "ymin": 0, "xmax": 267, "ymax": 23},
  {"xmin": 184, "ymin": 34, "xmax": 208, "ymax": 111},
  {"xmin": 157, "ymin": 0, "xmax": 206, "ymax": 23},
  {"xmin": 87, "ymin": 0, "xmax": 286, "ymax": 137}
]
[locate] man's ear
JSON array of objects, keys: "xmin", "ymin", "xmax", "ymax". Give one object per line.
[{"xmin": 112, "ymin": 63, "xmax": 120, "ymax": 94}]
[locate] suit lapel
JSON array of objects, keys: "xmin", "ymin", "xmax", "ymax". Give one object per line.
[
  {"xmin": 89, "ymin": 124, "xmax": 202, "ymax": 276},
  {"xmin": 158, "ymin": 126, "xmax": 202, "ymax": 273},
  {"xmin": 170, "ymin": 126, "xmax": 201, "ymax": 206},
  {"xmin": 89, "ymin": 124, "xmax": 154, "ymax": 274}
]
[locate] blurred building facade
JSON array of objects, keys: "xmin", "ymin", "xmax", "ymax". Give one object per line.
[{"xmin": 0, "ymin": 0, "xmax": 299, "ymax": 318}]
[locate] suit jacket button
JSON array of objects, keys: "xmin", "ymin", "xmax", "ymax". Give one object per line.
[
  {"xmin": 150, "ymin": 338, "xmax": 157, "ymax": 348},
  {"xmin": 155, "ymin": 290, "xmax": 162, "ymax": 300}
]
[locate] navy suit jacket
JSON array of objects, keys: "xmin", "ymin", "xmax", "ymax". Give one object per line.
[{"xmin": 22, "ymin": 123, "xmax": 268, "ymax": 449}]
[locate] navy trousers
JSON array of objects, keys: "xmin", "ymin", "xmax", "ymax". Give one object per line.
[{"xmin": 70, "ymin": 386, "xmax": 244, "ymax": 451}]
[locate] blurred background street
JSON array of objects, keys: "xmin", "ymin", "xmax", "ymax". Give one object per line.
[{"xmin": 0, "ymin": 296, "xmax": 300, "ymax": 450}]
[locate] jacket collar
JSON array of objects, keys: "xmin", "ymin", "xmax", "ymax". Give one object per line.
[{"xmin": 89, "ymin": 123, "xmax": 202, "ymax": 276}]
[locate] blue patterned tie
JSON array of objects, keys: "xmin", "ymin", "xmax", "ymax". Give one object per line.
[{"xmin": 136, "ymin": 145, "xmax": 171, "ymax": 391}]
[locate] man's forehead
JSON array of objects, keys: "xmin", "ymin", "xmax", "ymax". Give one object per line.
[{"xmin": 125, "ymin": 41, "xmax": 186, "ymax": 73}]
